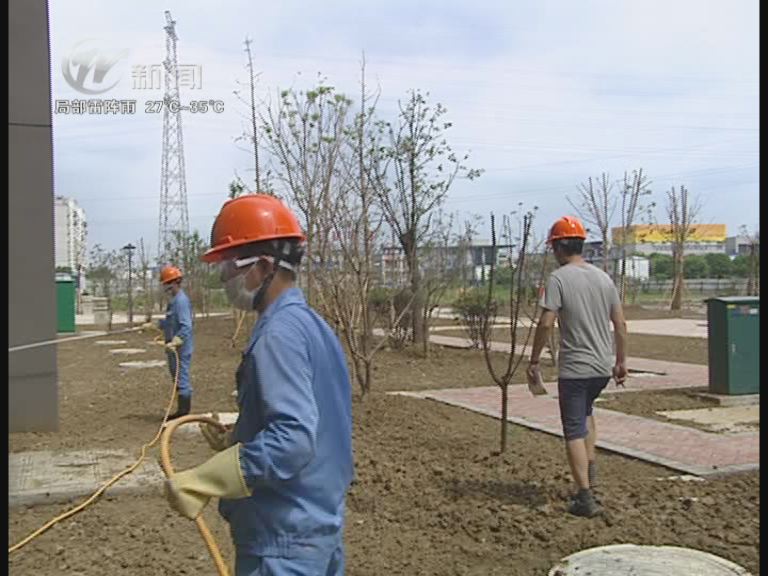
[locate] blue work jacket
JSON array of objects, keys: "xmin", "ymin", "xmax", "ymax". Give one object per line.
[
  {"xmin": 159, "ymin": 289, "xmax": 194, "ymax": 356},
  {"xmin": 221, "ymin": 287, "xmax": 354, "ymax": 558}
]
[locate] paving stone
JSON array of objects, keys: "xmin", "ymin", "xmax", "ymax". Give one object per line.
[
  {"xmin": 119, "ymin": 360, "xmax": 166, "ymax": 369},
  {"xmin": 108, "ymin": 348, "xmax": 146, "ymax": 355},
  {"xmin": 8, "ymin": 449, "xmax": 164, "ymax": 508}
]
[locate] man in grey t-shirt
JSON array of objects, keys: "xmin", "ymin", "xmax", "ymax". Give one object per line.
[{"xmin": 528, "ymin": 216, "xmax": 627, "ymax": 518}]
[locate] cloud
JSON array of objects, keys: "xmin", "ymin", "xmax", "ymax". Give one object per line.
[{"xmin": 47, "ymin": 0, "xmax": 758, "ymax": 251}]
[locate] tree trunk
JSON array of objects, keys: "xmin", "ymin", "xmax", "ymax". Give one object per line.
[
  {"xmin": 747, "ymin": 245, "xmax": 758, "ymax": 295},
  {"xmin": 500, "ymin": 385, "xmax": 508, "ymax": 453},
  {"xmin": 411, "ymin": 280, "xmax": 425, "ymax": 347},
  {"xmin": 407, "ymin": 243, "xmax": 425, "ymax": 347},
  {"xmin": 670, "ymin": 254, "xmax": 684, "ymax": 311}
]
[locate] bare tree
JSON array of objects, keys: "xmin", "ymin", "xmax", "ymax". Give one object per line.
[
  {"xmin": 372, "ymin": 89, "xmax": 482, "ymax": 352},
  {"xmin": 310, "ymin": 57, "xmax": 394, "ymax": 396},
  {"xmin": 232, "ymin": 38, "xmax": 265, "ymax": 193},
  {"xmin": 420, "ymin": 209, "xmax": 460, "ymax": 357},
  {"xmin": 166, "ymin": 230, "xmax": 210, "ymax": 314},
  {"xmin": 567, "ymin": 172, "xmax": 616, "ymax": 272},
  {"xmin": 667, "ymin": 185, "xmax": 700, "ymax": 311},
  {"xmin": 86, "ymin": 245, "xmax": 119, "ymax": 329},
  {"xmin": 263, "ymin": 79, "xmax": 352, "ymax": 305},
  {"xmin": 615, "ymin": 168, "xmax": 654, "ymax": 302},
  {"xmin": 138, "ymin": 238, "xmax": 153, "ymax": 321},
  {"xmin": 458, "ymin": 214, "xmax": 482, "ymax": 291},
  {"xmin": 479, "ymin": 210, "xmax": 536, "ymax": 453}
]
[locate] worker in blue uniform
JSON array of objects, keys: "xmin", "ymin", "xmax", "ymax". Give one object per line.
[
  {"xmin": 164, "ymin": 194, "xmax": 354, "ymax": 576},
  {"xmin": 143, "ymin": 265, "xmax": 194, "ymax": 419}
]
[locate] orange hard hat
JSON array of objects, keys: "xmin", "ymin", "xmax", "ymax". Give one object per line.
[
  {"xmin": 548, "ymin": 216, "xmax": 587, "ymax": 244},
  {"xmin": 201, "ymin": 194, "xmax": 305, "ymax": 263},
  {"xmin": 160, "ymin": 265, "xmax": 183, "ymax": 284}
]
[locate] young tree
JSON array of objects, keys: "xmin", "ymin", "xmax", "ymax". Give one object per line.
[
  {"xmin": 667, "ymin": 185, "xmax": 700, "ymax": 311},
  {"xmin": 457, "ymin": 214, "xmax": 482, "ymax": 291},
  {"xmin": 166, "ymin": 230, "xmax": 210, "ymax": 314},
  {"xmin": 420, "ymin": 209, "xmax": 461, "ymax": 357},
  {"xmin": 232, "ymin": 37, "xmax": 264, "ymax": 193},
  {"xmin": 615, "ymin": 168, "xmax": 655, "ymax": 302},
  {"xmin": 372, "ymin": 89, "xmax": 482, "ymax": 352},
  {"xmin": 479, "ymin": 210, "xmax": 536, "ymax": 453},
  {"xmin": 263, "ymin": 79, "xmax": 352, "ymax": 305},
  {"xmin": 310, "ymin": 59, "xmax": 395, "ymax": 396},
  {"xmin": 86, "ymin": 245, "xmax": 119, "ymax": 328},
  {"xmin": 138, "ymin": 238, "xmax": 153, "ymax": 321},
  {"xmin": 567, "ymin": 172, "xmax": 616, "ymax": 272}
]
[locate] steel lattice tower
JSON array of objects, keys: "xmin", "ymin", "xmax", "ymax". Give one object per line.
[{"xmin": 157, "ymin": 10, "xmax": 190, "ymax": 265}]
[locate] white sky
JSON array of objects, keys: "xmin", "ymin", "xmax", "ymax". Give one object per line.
[{"xmin": 48, "ymin": 0, "xmax": 759, "ymax": 254}]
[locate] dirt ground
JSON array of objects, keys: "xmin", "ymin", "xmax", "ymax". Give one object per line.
[
  {"xmin": 486, "ymin": 328, "xmax": 709, "ymax": 366},
  {"xmin": 8, "ymin": 316, "xmax": 759, "ymax": 575}
]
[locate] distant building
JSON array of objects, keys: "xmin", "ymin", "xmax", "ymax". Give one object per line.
[
  {"xmin": 583, "ymin": 242, "xmax": 650, "ymax": 281},
  {"xmin": 725, "ymin": 235, "xmax": 758, "ymax": 258},
  {"xmin": 376, "ymin": 241, "xmax": 517, "ymax": 287},
  {"xmin": 612, "ymin": 224, "xmax": 726, "ymax": 256},
  {"xmin": 54, "ymin": 196, "xmax": 87, "ymax": 291}
]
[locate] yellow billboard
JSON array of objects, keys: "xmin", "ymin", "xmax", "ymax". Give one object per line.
[{"xmin": 612, "ymin": 224, "xmax": 726, "ymax": 244}]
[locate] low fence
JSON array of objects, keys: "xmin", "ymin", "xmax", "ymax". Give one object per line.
[{"xmin": 637, "ymin": 278, "xmax": 754, "ymax": 295}]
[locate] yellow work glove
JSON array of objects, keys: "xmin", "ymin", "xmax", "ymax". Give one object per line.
[
  {"xmin": 199, "ymin": 414, "xmax": 234, "ymax": 452},
  {"xmin": 164, "ymin": 444, "xmax": 252, "ymax": 520},
  {"xmin": 165, "ymin": 336, "xmax": 183, "ymax": 351}
]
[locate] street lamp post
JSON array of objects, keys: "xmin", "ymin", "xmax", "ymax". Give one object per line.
[{"xmin": 123, "ymin": 243, "xmax": 136, "ymax": 326}]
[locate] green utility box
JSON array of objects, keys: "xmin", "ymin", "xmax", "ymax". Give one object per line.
[
  {"xmin": 56, "ymin": 274, "xmax": 76, "ymax": 333},
  {"xmin": 706, "ymin": 296, "xmax": 759, "ymax": 395}
]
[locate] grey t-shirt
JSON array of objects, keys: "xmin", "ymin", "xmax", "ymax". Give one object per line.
[{"xmin": 541, "ymin": 262, "xmax": 620, "ymax": 379}]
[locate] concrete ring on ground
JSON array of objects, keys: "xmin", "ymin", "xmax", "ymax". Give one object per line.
[{"xmin": 548, "ymin": 544, "xmax": 752, "ymax": 576}]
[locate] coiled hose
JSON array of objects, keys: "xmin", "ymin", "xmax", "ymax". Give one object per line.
[
  {"xmin": 160, "ymin": 414, "xmax": 230, "ymax": 575},
  {"xmin": 9, "ymin": 332, "xmax": 232, "ymax": 576}
]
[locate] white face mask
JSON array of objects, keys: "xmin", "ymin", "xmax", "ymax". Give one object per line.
[{"xmin": 224, "ymin": 270, "xmax": 261, "ymax": 310}]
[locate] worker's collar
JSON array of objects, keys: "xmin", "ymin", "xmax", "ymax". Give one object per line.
[{"xmin": 253, "ymin": 287, "xmax": 304, "ymax": 330}]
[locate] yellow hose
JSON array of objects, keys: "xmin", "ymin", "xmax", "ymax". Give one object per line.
[
  {"xmin": 9, "ymin": 338, "xmax": 180, "ymax": 555},
  {"xmin": 159, "ymin": 415, "xmax": 231, "ymax": 576}
]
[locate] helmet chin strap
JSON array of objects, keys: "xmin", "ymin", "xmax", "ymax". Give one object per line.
[
  {"xmin": 250, "ymin": 271, "xmax": 274, "ymax": 311},
  {"xmin": 249, "ymin": 256, "xmax": 284, "ymax": 311}
]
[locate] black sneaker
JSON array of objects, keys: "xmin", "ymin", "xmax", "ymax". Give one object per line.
[{"xmin": 568, "ymin": 491, "xmax": 603, "ymax": 518}]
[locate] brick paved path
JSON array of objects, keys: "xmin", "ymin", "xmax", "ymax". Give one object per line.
[
  {"xmin": 394, "ymin": 383, "xmax": 758, "ymax": 477},
  {"xmin": 387, "ymin": 331, "xmax": 758, "ymax": 476}
]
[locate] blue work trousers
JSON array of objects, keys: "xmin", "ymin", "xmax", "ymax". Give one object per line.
[
  {"xmin": 166, "ymin": 351, "xmax": 192, "ymax": 397},
  {"xmin": 235, "ymin": 545, "xmax": 344, "ymax": 576}
]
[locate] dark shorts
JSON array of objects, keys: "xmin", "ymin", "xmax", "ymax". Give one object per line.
[{"xmin": 558, "ymin": 377, "xmax": 610, "ymax": 440}]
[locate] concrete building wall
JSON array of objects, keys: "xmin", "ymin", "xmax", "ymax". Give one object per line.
[
  {"xmin": 9, "ymin": 0, "xmax": 58, "ymax": 432},
  {"xmin": 725, "ymin": 236, "xmax": 756, "ymax": 257}
]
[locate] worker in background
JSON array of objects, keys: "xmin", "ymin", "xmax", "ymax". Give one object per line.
[
  {"xmin": 527, "ymin": 216, "xmax": 627, "ymax": 518},
  {"xmin": 164, "ymin": 194, "xmax": 353, "ymax": 575},
  {"xmin": 142, "ymin": 265, "xmax": 194, "ymax": 419}
]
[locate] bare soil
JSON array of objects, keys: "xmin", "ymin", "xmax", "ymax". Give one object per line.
[
  {"xmin": 488, "ymin": 328, "xmax": 709, "ymax": 366},
  {"xmin": 8, "ymin": 316, "xmax": 759, "ymax": 575}
]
